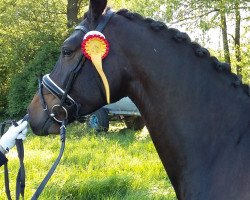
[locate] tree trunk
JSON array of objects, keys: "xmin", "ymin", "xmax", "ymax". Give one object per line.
[
  {"xmin": 67, "ymin": 0, "xmax": 82, "ymax": 28},
  {"xmin": 234, "ymin": 2, "xmax": 242, "ymax": 76},
  {"xmin": 220, "ymin": 11, "xmax": 231, "ymax": 64}
]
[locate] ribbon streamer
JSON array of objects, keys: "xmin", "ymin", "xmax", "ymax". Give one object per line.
[{"xmin": 82, "ymin": 32, "xmax": 110, "ymax": 103}]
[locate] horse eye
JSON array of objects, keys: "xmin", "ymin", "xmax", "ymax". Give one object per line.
[{"xmin": 62, "ymin": 48, "xmax": 73, "ymax": 56}]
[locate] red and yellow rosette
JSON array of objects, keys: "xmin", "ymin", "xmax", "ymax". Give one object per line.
[{"xmin": 81, "ymin": 31, "xmax": 110, "ymax": 103}]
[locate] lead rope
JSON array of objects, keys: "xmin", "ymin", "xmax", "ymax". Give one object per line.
[
  {"xmin": 1, "ymin": 120, "xmax": 25, "ymax": 200},
  {"xmin": 31, "ymin": 120, "xmax": 67, "ymax": 200},
  {"xmin": 4, "ymin": 163, "xmax": 12, "ymax": 200},
  {"xmin": 13, "ymin": 121, "xmax": 26, "ymax": 200},
  {"xmin": 1, "ymin": 118, "xmax": 67, "ymax": 200},
  {"xmin": 1, "ymin": 121, "xmax": 12, "ymax": 200}
]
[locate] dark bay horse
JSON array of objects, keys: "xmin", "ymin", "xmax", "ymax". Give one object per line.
[{"xmin": 28, "ymin": 0, "xmax": 250, "ymax": 199}]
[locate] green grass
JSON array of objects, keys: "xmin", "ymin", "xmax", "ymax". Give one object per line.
[{"xmin": 0, "ymin": 122, "xmax": 176, "ymax": 200}]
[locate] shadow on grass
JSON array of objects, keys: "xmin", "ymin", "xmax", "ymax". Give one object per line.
[{"xmin": 45, "ymin": 175, "xmax": 134, "ymax": 200}]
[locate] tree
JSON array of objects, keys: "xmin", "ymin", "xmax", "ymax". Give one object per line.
[
  {"xmin": 67, "ymin": 0, "xmax": 88, "ymax": 28},
  {"xmin": 234, "ymin": 1, "xmax": 242, "ymax": 76},
  {"xmin": 220, "ymin": 6, "xmax": 231, "ymax": 64},
  {"xmin": 153, "ymin": 0, "xmax": 249, "ymax": 79},
  {"xmin": 0, "ymin": 0, "xmax": 67, "ymax": 119}
]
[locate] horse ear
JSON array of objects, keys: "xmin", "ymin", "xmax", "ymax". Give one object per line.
[{"xmin": 88, "ymin": 0, "xmax": 107, "ymax": 20}]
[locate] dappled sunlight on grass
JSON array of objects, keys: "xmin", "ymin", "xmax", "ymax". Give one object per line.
[{"xmin": 0, "ymin": 122, "xmax": 176, "ymax": 199}]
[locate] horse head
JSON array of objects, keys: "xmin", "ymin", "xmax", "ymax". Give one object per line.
[{"xmin": 28, "ymin": 0, "xmax": 130, "ymax": 135}]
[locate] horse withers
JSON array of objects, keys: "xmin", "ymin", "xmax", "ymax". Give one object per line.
[{"xmin": 28, "ymin": 0, "xmax": 250, "ymax": 199}]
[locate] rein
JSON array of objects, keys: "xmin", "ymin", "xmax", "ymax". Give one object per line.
[
  {"xmin": 0, "ymin": 116, "xmax": 27, "ymax": 200},
  {"xmin": 31, "ymin": 120, "xmax": 66, "ymax": 200},
  {"xmin": 0, "ymin": 117, "xmax": 65, "ymax": 200}
]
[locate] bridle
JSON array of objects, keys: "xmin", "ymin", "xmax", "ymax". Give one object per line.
[
  {"xmin": 30, "ymin": 9, "xmax": 114, "ymax": 199},
  {"xmin": 38, "ymin": 55, "xmax": 85, "ymax": 124},
  {"xmin": 1, "ymin": 9, "xmax": 114, "ymax": 200},
  {"xmin": 38, "ymin": 9, "xmax": 114, "ymax": 126}
]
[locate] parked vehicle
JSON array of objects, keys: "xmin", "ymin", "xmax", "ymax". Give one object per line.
[{"xmin": 87, "ymin": 97, "xmax": 145, "ymax": 132}]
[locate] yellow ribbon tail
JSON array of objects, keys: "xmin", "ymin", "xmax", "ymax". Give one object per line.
[{"xmin": 91, "ymin": 54, "xmax": 110, "ymax": 104}]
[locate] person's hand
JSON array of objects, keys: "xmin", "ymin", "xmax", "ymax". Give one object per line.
[{"xmin": 0, "ymin": 120, "xmax": 28, "ymax": 153}]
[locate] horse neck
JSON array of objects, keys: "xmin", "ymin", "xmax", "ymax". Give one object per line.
[{"xmin": 118, "ymin": 20, "xmax": 250, "ymax": 194}]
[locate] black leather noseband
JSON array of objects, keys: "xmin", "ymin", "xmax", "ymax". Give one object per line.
[{"xmin": 42, "ymin": 74, "xmax": 75, "ymax": 105}]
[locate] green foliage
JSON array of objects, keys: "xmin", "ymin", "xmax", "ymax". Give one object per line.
[
  {"xmin": 0, "ymin": 123, "xmax": 177, "ymax": 199},
  {"xmin": 233, "ymin": 42, "xmax": 250, "ymax": 84},
  {"xmin": 0, "ymin": 0, "xmax": 67, "ymax": 119},
  {"xmin": 7, "ymin": 42, "xmax": 62, "ymax": 117}
]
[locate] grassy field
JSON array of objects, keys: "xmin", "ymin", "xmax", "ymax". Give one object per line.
[{"xmin": 0, "ymin": 122, "xmax": 176, "ymax": 200}]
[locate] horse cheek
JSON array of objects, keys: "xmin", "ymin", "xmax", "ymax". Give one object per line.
[{"xmin": 28, "ymin": 94, "xmax": 47, "ymax": 134}]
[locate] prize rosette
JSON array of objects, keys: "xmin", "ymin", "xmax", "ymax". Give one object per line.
[
  {"xmin": 82, "ymin": 33, "xmax": 109, "ymax": 60},
  {"xmin": 81, "ymin": 31, "xmax": 110, "ymax": 103}
]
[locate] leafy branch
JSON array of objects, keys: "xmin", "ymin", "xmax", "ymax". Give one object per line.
[{"xmin": 170, "ymin": 9, "xmax": 220, "ymax": 25}]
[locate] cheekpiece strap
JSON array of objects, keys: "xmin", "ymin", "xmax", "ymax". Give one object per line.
[{"xmin": 95, "ymin": 9, "xmax": 114, "ymax": 32}]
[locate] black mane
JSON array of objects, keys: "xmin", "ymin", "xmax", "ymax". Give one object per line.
[{"xmin": 116, "ymin": 9, "xmax": 250, "ymax": 97}]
